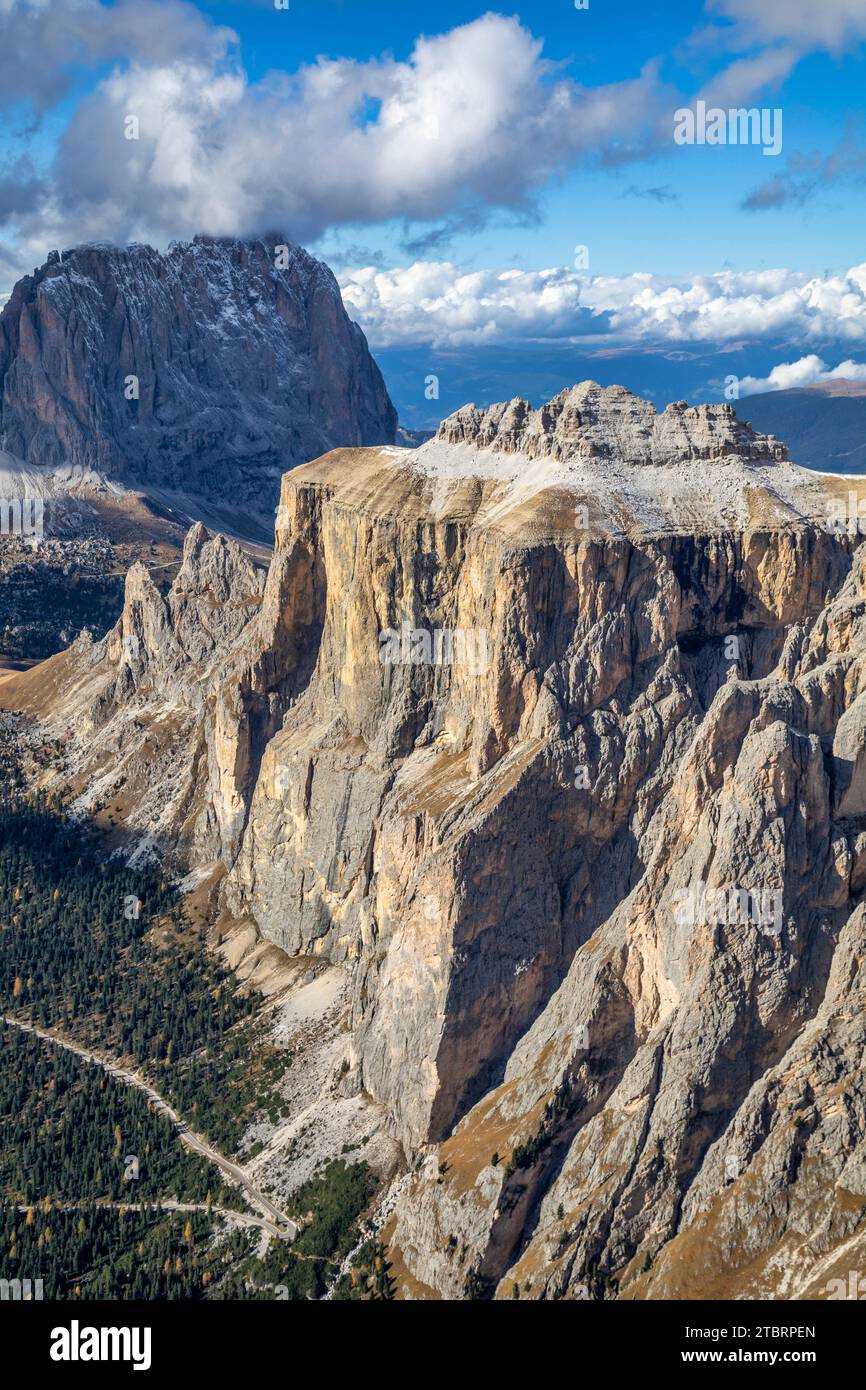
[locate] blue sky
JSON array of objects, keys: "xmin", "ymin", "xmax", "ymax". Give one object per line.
[
  {"xmin": 206, "ymin": 0, "xmax": 866, "ymax": 278},
  {"xmin": 1, "ymin": 0, "xmax": 865, "ymax": 425}
]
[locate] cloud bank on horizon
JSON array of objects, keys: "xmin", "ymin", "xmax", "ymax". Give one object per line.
[
  {"xmin": 339, "ymin": 260, "xmax": 866, "ymax": 349},
  {"xmin": 1, "ymin": 0, "xmax": 865, "ymax": 400},
  {"xmin": 339, "ymin": 261, "xmax": 866, "ymax": 396}
]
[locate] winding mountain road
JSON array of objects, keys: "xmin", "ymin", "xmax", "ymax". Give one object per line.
[
  {"xmin": 15, "ymin": 1199, "xmax": 284, "ymax": 1238},
  {"xmin": 3, "ymin": 1014, "xmax": 297, "ymax": 1241}
]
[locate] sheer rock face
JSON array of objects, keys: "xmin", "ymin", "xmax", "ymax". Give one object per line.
[
  {"xmin": 0, "ymin": 236, "xmax": 396, "ymax": 511},
  {"xmin": 6, "ymin": 384, "xmax": 866, "ymax": 1300}
]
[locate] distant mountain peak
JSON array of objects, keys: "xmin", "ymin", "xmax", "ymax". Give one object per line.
[
  {"xmin": 436, "ymin": 380, "xmax": 788, "ymax": 466},
  {"xmin": 741, "ymin": 377, "xmax": 866, "ymax": 473},
  {"xmin": 800, "ymin": 376, "xmax": 866, "ymax": 397},
  {"xmin": 0, "ymin": 236, "xmax": 397, "ymax": 516}
]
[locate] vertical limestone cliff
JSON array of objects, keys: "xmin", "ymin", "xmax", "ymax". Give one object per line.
[{"xmin": 6, "ymin": 383, "xmax": 866, "ymax": 1299}]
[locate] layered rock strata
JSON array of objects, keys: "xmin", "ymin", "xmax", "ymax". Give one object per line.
[{"xmin": 4, "ymin": 383, "xmax": 865, "ymax": 1299}]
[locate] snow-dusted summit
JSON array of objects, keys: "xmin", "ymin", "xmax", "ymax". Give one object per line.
[
  {"xmin": 0, "ymin": 235, "xmax": 397, "ymax": 513},
  {"xmin": 436, "ymin": 382, "xmax": 788, "ymax": 465},
  {"xmin": 389, "ymin": 381, "xmax": 830, "ymax": 539}
]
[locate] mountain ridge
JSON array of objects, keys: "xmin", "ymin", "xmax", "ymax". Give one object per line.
[{"xmin": 742, "ymin": 377, "xmax": 866, "ymax": 475}]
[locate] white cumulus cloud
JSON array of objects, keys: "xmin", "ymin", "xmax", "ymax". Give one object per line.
[
  {"xmin": 0, "ymin": 0, "xmax": 233, "ymax": 113},
  {"xmin": 2, "ymin": 11, "xmax": 668, "ymax": 274},
  {"xmin": 339, "ymin": 263, "xmax": 594, "ymax": 348},
  {"xmin": 737, "ymin": 355, "xmax": 866, "ymax": 395}
]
